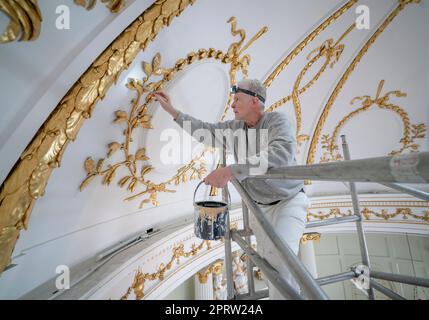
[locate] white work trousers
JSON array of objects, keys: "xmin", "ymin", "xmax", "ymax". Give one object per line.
[{"xmin": 249, "ymin": 191, "xmax": 309, "ymax": 300}]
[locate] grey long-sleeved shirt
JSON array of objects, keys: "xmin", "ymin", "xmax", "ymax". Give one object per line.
[{"xmin": 174, "ymin": 111, "xmax": 304, "ymax": 204}]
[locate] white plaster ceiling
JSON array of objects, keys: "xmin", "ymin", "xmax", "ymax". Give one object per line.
[{"xmin": 0, "ymin": 0, "xmax": 428, "ymax": 299}]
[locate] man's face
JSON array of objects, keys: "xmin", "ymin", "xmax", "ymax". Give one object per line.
[{"xmin": 231, "ymin": 91, "xmax": 254, "ymax": 120}]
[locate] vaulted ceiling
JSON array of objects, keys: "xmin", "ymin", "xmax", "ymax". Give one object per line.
[{"xmin": 0, "ymin": 0, "xmax": 428, "ymax": 299}]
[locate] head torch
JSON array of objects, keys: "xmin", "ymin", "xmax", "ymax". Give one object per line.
[{"xmin": 230, "ymin": 85, "xmax": 265, "ymax": 103}]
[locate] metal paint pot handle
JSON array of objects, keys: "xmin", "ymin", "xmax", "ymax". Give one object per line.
[{"xmin": 193, "ymin": 180, "xmax": 231, "ymax": 208}]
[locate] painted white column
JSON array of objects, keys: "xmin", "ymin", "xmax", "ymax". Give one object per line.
[
  {"xmin": 194, "ymin": 270, "xmax": 214, "ymax": 300},
  {"xmin": 299, "ymin": 240, "xmax": 318, "ymax": 278},
  {"xmin": 232, "ymin": 255, "xmax": 248, "ymax": 294}
]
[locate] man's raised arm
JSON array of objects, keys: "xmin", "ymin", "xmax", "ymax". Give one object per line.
[{"xmin": 152, "ymin": 90, "xmax": 238, "ymax": 147}]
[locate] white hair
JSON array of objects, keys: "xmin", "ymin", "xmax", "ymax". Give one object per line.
[{"xmin": 237, "ymin": 78, "xmax": 267, "ymax": 110}]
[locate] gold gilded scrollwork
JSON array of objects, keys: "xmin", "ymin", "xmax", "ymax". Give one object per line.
[
  {"xmin": 74, "ymin": 0, "xmax": 126, "ymax": 13},
  {"xmin": 0, "ymin": 0, "xmax": 196, "ymax": 275},
  {"xmin": 121, "ymin": 240, "xmax": 211, "ymax": 300},
  {"xmin": 220, "ymin": 17, "xmax": 268, "ymax": 121},
  {"xmin": 80, "ymin": 17, "xmax": 267, "ymax": 207},
  {"xmin": 0, "ymin": 0, "xmax": 127, "ymax": 44},
  {"xmin": 319, "ymin": 80, "xmax": 426, "ymax": 163},
  {"xmin": 306, "ymin": 0, "xmax": 421, "ymax": 166},
  {"xmin": 0, "ymin": 0, "xmax": 42, "ymax": 43},
  {"xmin": 361, "ymin": 208, "xmax": 429, "ymax": 222},
  {"xmin": 268, "ymin": 24, "xmax": 355, "ymax": 149},
  {"xmin": 197, "ymin": 260, "xmax": 223, "ymax": 284},
  {"xmin": 208, "ymin": 18, "xmax": 268, "ymax": 196},
  {"xmin": 307, "ymin": 208, "xmax": 352, "ymax": 221},
  {"xmin": 307, "ymin": 208, "xmax": 429, "ymax": 223},
  {"xmin": 300, "ymin": 232, "xmax": 321, "ymax": 245},
  {"xmin": 263, "ymin": 0, "xmax": 358, "ymax": 88},
  {"xmin": 260, "ymin": 1, "xmax": 358, "ymax": 157},
  {"xmin": 80, "ymin": 63, "xmax": 208, "ymax": 207},
  {"xmin": 79, "ymin": 53, "xmax": 199, "ymax": 208}
]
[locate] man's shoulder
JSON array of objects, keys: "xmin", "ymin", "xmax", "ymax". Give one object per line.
[
  {"xmin": 263, "ymin": 111, "xmax": 291, "ymax": 125},
  {"xmin": 223, "ymin": 118, "xmax": 245, "ymax": 129}
]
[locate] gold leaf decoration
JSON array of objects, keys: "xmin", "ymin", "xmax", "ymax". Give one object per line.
[
  {"xmin": 74, "ymin": 0, "xmax": 126, "ymax": 13},
  {"xmin": 102, "ymin": 166, "xmax": 118, "ymax": 185},
  {"xmin": 80, "ymin": 174, "xmax": 96, "ymax": 191},
  {"xmin": 136, "ymin": 20, "xmax": 152, "ymax": 44},
  {"xmin": 96, "ymin": 159, "xmax": 105, "ymax": 172},
  {"xmin": 120, "ymin": 240, "xmax": 212, "ymax": 300},
  {"xmin": 29, "ymin": 162, "xmax": 50, "ymax": 199},
  {"xmin": 152, "ymin": 52, "xmax": 161, "ymax": 72},
  {"xmin": 263, "ymin": 0, "xmax": 358, "ymax": 87},
  {"xmin": 118, "ymin": 175, "xmax": 131, "ymax": 188},
  {"xmin": 101, "ymin": 0, "xmax": 126, "ymax": 13},
  {"xmin": 319, "ymin": 80, "xmax": 426, "ymax": 163},
  {"xmin": 135, "ymin": 148, "xmax": 149, "ymax": 161},
  {"xmin": 108, "ymin": 51, "xmax": 124, "ymax": 78},
  {"xmin": 114, "ymin": 110, "xmax": 128, "ymax": 123},
  {"xmin": 124, "ymin": 41, "xmax": 142, "ymax": 66},
  {"xmin": 75, "ymin": 81, "xmax": 100, "ymax": 113},
  {"xmin": 87, "ymin": 16, "xmax": 269, "ymax": 209},
  {"xmin": 142, "ymin": 61, "xmax": 152, "ymax": 78},
  {"xmin": 0, "ymin": 0, "xmax": 43, "ymax": 44},
  {"xmin": 0, "ymin": 0, "xmax": 196, "ymax": 274},
  {"xmin": 107, "ymin": 142, "xmax": 122, "ymax": 157},
  {"xmin": 0, "ymin": 0, "xmax": 125, "ymax": 44},
  {"xmin": 128, "ymin": 178, "xmax": 137, "ymax": 192},
  {"xmin": 84, "ymin": 157, "xmax": 95, "ymax": 174},
  {"xmin": 141, "ymin": 165, "xmax": 153, "ymax": 177},
  {"xmin": 306, "ymin": 1, "xmax": 420, "ymax": 166},
  {"xmin": 307, "ymin": 207, "xmax": 429, "ymax": 223}
]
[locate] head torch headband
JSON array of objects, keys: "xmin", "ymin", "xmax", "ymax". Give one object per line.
[{"xmin": 230, "ymin": 85, "xmax": 265, "ymax": 103}]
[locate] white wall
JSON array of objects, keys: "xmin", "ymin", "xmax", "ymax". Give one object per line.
[
  {"xmin": 164, "ymin": 276, "xmax": 195, "ymax": 300},
  {"xmin": 314, "ymin": 233, "xmax": 429, "ymax": 299}
]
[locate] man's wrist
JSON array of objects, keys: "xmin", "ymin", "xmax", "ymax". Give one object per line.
[
  {"xmin": 229, "ymin": 164, "xmax": 248, "ymax": 181},
  {"xmin": 170, "ymin": 109, "xmax": 179, "ymax": 120}
]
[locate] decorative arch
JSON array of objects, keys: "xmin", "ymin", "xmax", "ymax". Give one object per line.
[{"xmin": 0, "ymin": 0, "xmax": 197, "ymax": 275}]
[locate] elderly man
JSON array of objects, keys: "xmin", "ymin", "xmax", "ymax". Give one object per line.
[{"xmin": 152, "ymin": 79, "xmax": 309, "ymax": 299}]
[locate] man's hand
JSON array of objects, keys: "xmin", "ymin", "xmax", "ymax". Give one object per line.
[
  {"xmin": 203, "ymin": 166, "xmax": 233, "ymax": 188},
  {"xmin": 151, "ymin": 90, "xmax": 179, "ymax": 119}
]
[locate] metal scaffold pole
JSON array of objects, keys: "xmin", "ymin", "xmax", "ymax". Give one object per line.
[
  {"xmin": 219, "ymin": 148, "xmax": 429, "ymax": 300},
  {"xmin": 340, "ymin": 135, "xmax": 375, "ymax": 300},
  {"xmin": 221, "ymin": 140, "xmax": 235, "ymax": 300},
  {"xmin": 241, "ymin": 202, "xmax": 256, "ymax": 296}
]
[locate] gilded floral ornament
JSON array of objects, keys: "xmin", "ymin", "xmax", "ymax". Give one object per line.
[
  {"xmin": 307, "ymin": 207, "xmax": 429, "ymax": 223},
  {"xmin": 0, "ymin": 0, "xmax": 196, "ymax": 275},
  {"xmin": 220, "ymin": 17, "xmax": 268, "ymax": 121},
  {"xmin": 73, "ymin": 0, "xmax": 126, "ymax": 13},
  {"xmin": 79, "ymin": 53, "xmax": 194, "ymax": 208},
  {"xmin": 263, "ymin": 0, "xmax": 358, "ymax": 88},
  {"xmin": 121, "ymin": 240, "xmax": 211, "ymax": 300},
  {"xmin": 306, "ymin": 0, "xmax": 421, "ymax": 166},
  {"xmin": 319, "ymin": 80, "xmax": 426, "ymax": 163},
  {"xmin": 268, "ymin": 24, "xmax": 355, "ymax": 152},
  {"xmin": 197, "ymin": 261, "xmax": 223, "ymax": 284},
  {"xmin": 81, "ymin": 17, "xmax": 268, "ymax": 207}
]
